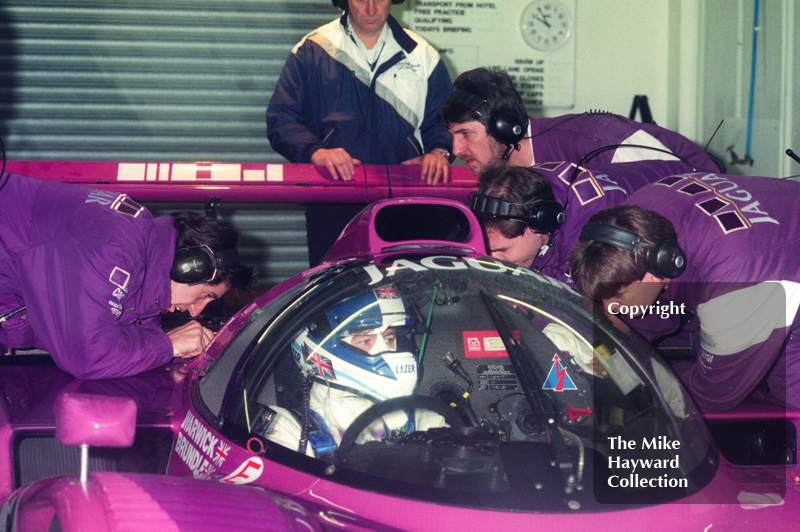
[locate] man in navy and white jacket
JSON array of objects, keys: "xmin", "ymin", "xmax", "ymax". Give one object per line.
[{"xmin": 267, "ymin": 0, "xmax": 453, "ymax": 266}]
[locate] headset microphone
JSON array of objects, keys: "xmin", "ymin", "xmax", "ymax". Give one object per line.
[{"xmin": 500, "ymin": 137, "xmax": 522, "ymax": 161}]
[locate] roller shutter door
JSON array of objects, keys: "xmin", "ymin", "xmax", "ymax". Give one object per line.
[{"xmin": 0, "ymin": 0, "xmax": 341, "ymax": 286}]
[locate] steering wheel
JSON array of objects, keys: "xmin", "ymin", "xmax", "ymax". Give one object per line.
[{"xmin": 338, "ymin": 395, "xmax": 465, "ymax": 453}]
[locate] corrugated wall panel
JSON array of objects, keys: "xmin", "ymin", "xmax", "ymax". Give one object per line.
[
  {"xmin": 1, "ymin": 0, "xmax": 334, "ymax": 161},
  {"xmin": 0, "ymin": 0, "xmax": 342, "ymax": 286},
  {"xmin": 146, "ymin": 202, "xmax": 310, "ymax": 288}
]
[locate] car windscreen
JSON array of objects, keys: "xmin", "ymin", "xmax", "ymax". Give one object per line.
[{"xmin": 212, "ymin": 256, "xmax": 717, "ymax": 512}]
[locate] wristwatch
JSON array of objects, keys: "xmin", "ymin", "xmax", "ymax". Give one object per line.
[{"xmin": 433, "ymin": 147, "xmax": 450, "ymax": 159}]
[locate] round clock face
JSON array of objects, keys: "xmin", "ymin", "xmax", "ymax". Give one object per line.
[{"xmin": 520, "ymin": 0, "xmax": 573, "ymax": 51}]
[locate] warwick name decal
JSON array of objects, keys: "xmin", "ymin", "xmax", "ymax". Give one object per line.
[{"xmin": 175, "ymin": 410, "xmax": 229, "ymax": 479}]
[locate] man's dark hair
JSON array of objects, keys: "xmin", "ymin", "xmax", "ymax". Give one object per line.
[
  {"xmin": 476, "ymin": 165, "xmax": 555, "ymax": 239},
  {"xmin": 569, "ymin": 205, "xmax": 678, "ymax": 302},
  {"xmin": 331, "ymin": 0, "xmax": 404, "ymax": 11},
  {"xmin": 171, "ymin": 211, "xmax": 256, "ymax": 292},
  {"xmin": 437, "ymin": 67, "xmax": 528, "ymax": 131}
]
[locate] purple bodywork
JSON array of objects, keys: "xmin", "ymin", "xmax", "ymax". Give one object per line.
[{"xmin": 2, "ymin": 166, "xmax": 800, "ymax": 531}]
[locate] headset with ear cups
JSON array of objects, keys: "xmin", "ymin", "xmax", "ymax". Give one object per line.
[
  {"xmin": 170, "ymin": 245, "xmax": 241, "ymax": 285},
  {"xmin": 471, "ymin": 192, "xmax": 565, "ymax": 234},
  {"xmin": 578, "ymin": 222, "xmax": 687, "ymax": 279},
  {"xmin": 446, "ymin": 89, "xmax": 526, "ymax": 153}
]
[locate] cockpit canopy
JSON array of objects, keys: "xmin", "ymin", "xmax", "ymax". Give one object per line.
[{"xmin": 199, "ymin": 253, "xmax": 716, "ymax": 512}]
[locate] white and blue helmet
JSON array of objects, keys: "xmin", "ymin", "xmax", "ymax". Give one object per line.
[{"xmin": 292, "ymin": 286, "xmax": 424, "ymax": 402}]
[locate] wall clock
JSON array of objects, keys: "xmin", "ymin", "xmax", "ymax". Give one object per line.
[{"xmin": 520, "ymin": 0, "xmax": 574, "ymax": 52}]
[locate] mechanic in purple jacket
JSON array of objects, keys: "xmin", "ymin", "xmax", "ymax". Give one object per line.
[
  {"xmin": 437, "ymin": 67, "xmax": 722, "ymax": 178},
  {"xmin": 0, "ymin": 172, "xmax": 255, "ymax": 379},
  {"xmin": 437, "ymin": 67, "xmax": 721, "ymax": 283},
  {"xmin": 469, "ymin": 160, "xmax": 692, "ymax": 285},
  {"xmin": 568, "ymin": 172, "xmax": 800, "ymax": 412}
]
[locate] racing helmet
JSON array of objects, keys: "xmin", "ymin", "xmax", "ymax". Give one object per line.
[{"xmin": 292, "ymin": 286, "xmax": 424, "ymax": 402}]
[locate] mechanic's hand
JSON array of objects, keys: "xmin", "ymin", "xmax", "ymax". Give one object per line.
[
  {"xmin": 167, "ymin": 320, "xmax": 215, "ymax": 359},
  {"xmin": 311, "ymin": 148, "xmax": 361, "ymax": 181},
  {"xmin": 401, "ymin": 150, "xmax": 450, "ymax": 186}
]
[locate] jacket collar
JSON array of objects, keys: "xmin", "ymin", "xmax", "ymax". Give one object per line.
[
  {"xmin": 339, "ymin": 12, "xmax": 417, "ymax": 54},
  {"xmin": 139, "ymin": 216, "xmax": 177, "ymax": 317}
]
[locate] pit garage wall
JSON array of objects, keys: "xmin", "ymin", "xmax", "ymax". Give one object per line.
[
  {"xmin": 0, "ymin": 1, "xmax": 330, "ymax": 286},
  {"xmin": 398, "ymin": 1, "xmax": 675, "ymax": 125},
  {"xmin": 0, "ymin": 1, "xmax": 794, "ymax": 284},
  {"xmin": 696, "ymin": 0, "xmax": 797, "ymax": 179},
  {"xmin": 397, "ymin": 0, "xmax": 798, "ymax": 179}
]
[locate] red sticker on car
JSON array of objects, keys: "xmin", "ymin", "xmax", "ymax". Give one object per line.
[{"xmin": 462, "ymin": 330, "xmax": 519, "ymax": 358}]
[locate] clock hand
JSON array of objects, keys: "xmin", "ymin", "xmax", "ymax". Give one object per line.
[
  {"xmin": 536, "ymin": 7, "xmax": 552, "ymax": 28},
  {"xmin": 532, "ymin": 15, "xmax": 551, "ymax": 28}
]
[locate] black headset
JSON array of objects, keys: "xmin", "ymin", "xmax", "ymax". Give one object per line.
[
  {"xmin": 471, "ymin": 192, "xmax": 565, "ymax": 234},
  {"xmin": 446, "ymin": 89, "xmax": 526, "ymax": 157},
  {"xmin": 170, "ymin": 245, "xmax": 240, "ymax": 285},
  {"xmin": 579, "ymin": 222, "xmax": 687, "ymax": 279}
]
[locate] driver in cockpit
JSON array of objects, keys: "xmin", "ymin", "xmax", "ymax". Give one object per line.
[{"xmin": 260, "ymin": 286, "xmax": 445, "ymax": 457}]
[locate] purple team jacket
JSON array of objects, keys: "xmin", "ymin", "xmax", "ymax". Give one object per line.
[
  {"xmin": 619, "ymin": 172, "xmax": 800, "ymax": 411},
  {"xmin": 529, "ymin": 114, "xmax": 721, "ymax": 173},
  {"xmin": 530, "ymin": 159, "xmax": 693, "ymax": 284},
  {"xmin": 0, "ymin": 173, "xmax": 175, "ymax": 379}
]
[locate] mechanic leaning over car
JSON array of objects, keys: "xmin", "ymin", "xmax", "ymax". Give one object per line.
[
  {"xmin": 568, "ymin": 172, "xmax": 800, "ymax": 413},
  {"xmin": 437, "ymin": 66, "xmax": 722, "ymax": 179},
  {"xmin": 266, "ymin": 0, "xmax": 454, "ymax": 267},
  {"xmin": 437, "ymin": 67, "xmax": 721, "ymax": 282},
  {"xmin": 260, "ymin": 286, "xmax": 444, "ymax": 457},
  {"xmin": 469, "ymin": 161, "xmax": 692, "ymax": 285},
  {"xmin": 0, "ymin": 172, "xmax": 255, "ymax": 379}
]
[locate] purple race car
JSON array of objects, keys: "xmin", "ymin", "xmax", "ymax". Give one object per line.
[{"xmin": 2, "ymin": 196, "xmax": 799, "ymax": 531}]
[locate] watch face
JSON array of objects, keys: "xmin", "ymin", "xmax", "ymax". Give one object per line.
[{"xmin": 520, "ymin": 0, "xmax": 573, "ymax": 51}]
